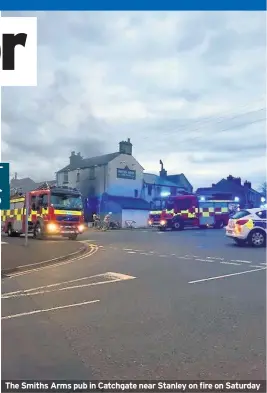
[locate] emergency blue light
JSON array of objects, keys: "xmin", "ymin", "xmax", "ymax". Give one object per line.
[{"xmin": 160, "ymin": 191, "xmax": 170, "ymax": 197}]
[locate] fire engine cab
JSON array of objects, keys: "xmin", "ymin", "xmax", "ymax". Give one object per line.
[
  {"xmin": 1, "ymin": 183, "xmax": 85, "ymax": 240},
  {"xmin": 148, "ymin": 194, "xmax": 239, "ymax": 231}
]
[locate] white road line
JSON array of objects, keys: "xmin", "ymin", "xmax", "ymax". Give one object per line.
[
  {"xmin": 1, "ymin": 241, "xmax": 8, "ymax": 244},
  {"xmin": 196, "ymin": 258, "xmax": 214, "ymax": 262},
  {"xmin": 133, "ymin": 250, "xmax": 144, "ymax": 252},
  {"xmin": 189, "ymin": 267, "xmax": 266, "ymax": 284},
  {"xmin": 123, "ymin": 248, "xmax": 133, "ymax": 251},
  {"xmin": 220, "ymin": 261, "xmax": 241, "ymax": 266},
  {"xmin": 177, "ymin": 256, "xmax": 191, "ymax": 260},
  {"xmin": 250, "ymin": 265, "xmax": 265, "ymax": 268},
  {"xmin": 127, "ymin": 251, "xmax": 136, "ymax": 254},
  {"xmin": 2, "ymin": 299, "xmax": 100, "ymax": 320},
  {"xmin": 140, "ymin": 252, "xmax": 151, "ymax": 255},
  {"xmin": 2, "ymin": 272, "xmax": 134, "ymax": 296},
  {"xmin": 260, "ymin": 263, "xmax": 267, "ymax": 266},
  {"xmin": 206, "ymin": 256, "xmax": 224, "ymax": 261},
  {"xmin": 2, "ymin": 272, "xmax": 136, "ymax": 299},
  {"xmin": 231, "ymin": 260, "xmax": 251, "ymax": 263}
]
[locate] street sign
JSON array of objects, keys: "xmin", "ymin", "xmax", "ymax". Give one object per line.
[{"xmin": 0, "ymin": 163, "xmax": 10, "ymax": 210}]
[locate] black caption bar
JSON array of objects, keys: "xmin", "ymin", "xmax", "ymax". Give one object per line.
[{"xmin": 1, "ymin": 380, "xmax": 266, "ymax": 393}]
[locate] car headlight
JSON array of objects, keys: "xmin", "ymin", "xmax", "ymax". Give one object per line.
[
  {"xmin": 148, "ymin": 220, "xmax": 153, "ymax": 225},
  {"xmin": 47, "ymin": 223, "xmax": 58, "ymax": 232},
  {"xmin": 78, "ymin": 224, "xmax": 84, "ymax": 232},
  {"xmin": 160, "ymin": 220, "xmax": 166, "ymax": 226}
]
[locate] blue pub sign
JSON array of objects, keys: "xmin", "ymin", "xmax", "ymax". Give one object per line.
[{"xmin": 117, "ymin": 166, "xmax": 136, "ymax": 180}]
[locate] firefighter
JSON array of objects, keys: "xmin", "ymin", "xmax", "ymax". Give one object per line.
[
  {"xmin": 103, "ymin": 212, "xmax": 112, "ymax": 231},
  {"xmin": 93, "ymin": 213, "xmax": 100, "ymax": 228}
]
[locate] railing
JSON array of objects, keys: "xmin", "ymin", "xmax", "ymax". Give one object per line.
[{"xmin": 125, "ymin": 220, "xmax": 136, "ymax": 229}]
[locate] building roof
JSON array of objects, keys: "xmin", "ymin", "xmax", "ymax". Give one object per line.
[
  {"xmin": 105, "ymin": 194, "xmax": 150, "ymax": 210},
  {"xmin": 144, "ymin": 173, "xmax": 178, "ymax": 188},
  {"xmin": 167, "ymin": 174, "xmax": 192, "ymax": 187},
  {"xmin": 57, "ymin": 152, "xmax": 121, "ymax": 173},
  {"xmin": 10, "ymin": 177, "xmax": 37, "ymax": 193},
  {"xmin": 197, "ymin": 178, "xmax": 261, "ymax": 196},
  {"xmin": 10, "ymin": 178, "xmax": 57, "ymax": 194}
]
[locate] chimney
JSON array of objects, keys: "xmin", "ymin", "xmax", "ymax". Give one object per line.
[
  {"xmin": 244, "ymin": 180, "xmax": 252, "ymax": 189},
  {"xmin": 233, "ymin": 177, "xmax": 241, "ymax": 186},
  {"xmin": 69, "ymin": 151, "xmax": 83, "ymax": 168},
  {"xmin": 160, "ymin": 168, "xmax": 167, "ymax": 178},
  {"xmin": 14, "ymin": 172, "xmax": 18, "ymax": 180},
  {"xmin": 119, "ymin": 138, "xmax": 132, "ymax": 155},
  {"xmin": 227, "ymin": 175, "xmax": 233, "ymax": 181}
]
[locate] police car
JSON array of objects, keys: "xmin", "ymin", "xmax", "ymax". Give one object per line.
[{"xmin": 226, "ymin": 208, "xmax": 266, "ymax": 247}]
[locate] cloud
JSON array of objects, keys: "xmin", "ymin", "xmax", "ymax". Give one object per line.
[{"xmin": 1, "ymin": 11, "xmax": 266, "ymax": 189}]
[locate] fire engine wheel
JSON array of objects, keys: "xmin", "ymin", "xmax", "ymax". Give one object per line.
[
  {"xmin": 214, "ymin": 220, "xmax": 224, "ymax": 229},
  {"xmin": 172, "ymin": 220, "xmax": 184, "ymax": 231},
  {"xmin": 33, "ymin": 223, "xmax": 45, "ymax": 240},
  {"xmin": 68, "ymin": 234, "xmax": 78, "ymax": 240},
  {"xmin": 7, "ymin": 224, "xmax": 14, "ymax": 237}
]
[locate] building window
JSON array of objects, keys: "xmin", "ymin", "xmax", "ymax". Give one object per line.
[
  {"xmin": 148, "ymin": 184, "xmax": 152, "ymax": 196},
  {"xmin": 63, "ymin": 171, "xmax": 68, "ymax": 184},
  {"xmin": 134, "ymin": 189, "xmax": 138, "ymax": 198},
  {"xmin": 89, "ymin": 167, "xmax": 95, "ymax": 180}
]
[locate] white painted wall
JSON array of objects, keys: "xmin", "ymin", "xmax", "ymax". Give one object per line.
[
  {"xmin": 121, "ymin": 209, "xmax": 149, "ymax": 228},
  {"xmin": 107, "ymin": 154, "xmax": 144, "ymax": 198}
]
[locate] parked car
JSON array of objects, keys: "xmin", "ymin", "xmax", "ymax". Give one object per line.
[{"xmin": 226, "ymin": 208, "xmax": 266, "ymax": 247}]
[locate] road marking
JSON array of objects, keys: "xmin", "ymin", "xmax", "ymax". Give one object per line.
[
  {"xmin": 140, "ymin": 252, "xmax": 151, "ymax": 255},
  {"xmin": 133, "ymin": 250, "xmax": 144, "ymax": 252},
  {"xmin": 177, "ymin": 256, "xmax": 191, "ymax": 259},
  {"xmin": 2, "ymin": 299, "xmax": 100, "ymax": 320},
  {"xmin": 260, "ymin": 263, "xmax": 267, "ymax": 266},
  {"xmin": 2, "ymin": 272, "xmax": 135, "ymax": 296},
  {"xmin": 2, "ymin": 272, "xmax": 136, "ymax": 299},
  {"xmin": 250, "ymin": 265, "xmax": 265, "ymax": 268},
  {"xmin": 231, "ymin": 260, "xmax": 251, "ymax": 264},
  {"xmin": 196, "ymin": 258, "xmax": 214, "ymax": 262},
  {"xmin": 220, "ymin": 261, "xmax": 241, "ymax": 266},
  {"xmin": 189, "ymin": 267, "xmax": 266, "ymax": 284},
  {"xmin": 127, "ymin": 251, "xmax": 136, "ymax": 254},
  {"xmin": 206, "ymin": 256, "xmax": 224, "ymax": 261},
  {"xmin": 123, "ymin": 248, "xmax": 133, "ymax": 251},
  {"xmin": 6, "ymin": 245, "xmax": 99, "ymax": 278},
  {"xmin": 1, "ymin": 241, "xmax": 8, "ymax": 244}
]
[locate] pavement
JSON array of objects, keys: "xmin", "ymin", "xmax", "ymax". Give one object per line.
[
  {"xmin": 2, "ymin": 227, "xmax": 266, "ymax": 381},
  {"xmin": 1, "ymin": 236, "xmax": 88, "ymax": 274}
]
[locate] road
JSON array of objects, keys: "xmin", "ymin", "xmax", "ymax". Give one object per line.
[{"xmin": 2, "ymin": 228, "xmax": 266, "ymax": 381}]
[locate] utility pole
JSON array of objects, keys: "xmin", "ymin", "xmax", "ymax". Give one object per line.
[{"xmin": 25, "ymin": 192, "xmax": 29, "ymax": 246}]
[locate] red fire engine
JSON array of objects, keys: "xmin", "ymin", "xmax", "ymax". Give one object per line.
[
  {"xmin": 148, "ymin": 194, "xmax": 239, "ymax": 231},
  {"xmin": 1, "ymin": 183, "xmax": 85, "ymax": 240}
]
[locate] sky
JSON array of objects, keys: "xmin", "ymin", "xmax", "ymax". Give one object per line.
[{"xmin": 1, "ymin": 11, "xmax": 266, "ymax": 190}]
